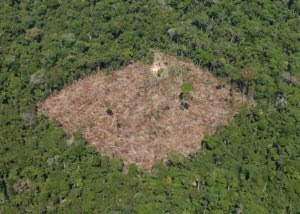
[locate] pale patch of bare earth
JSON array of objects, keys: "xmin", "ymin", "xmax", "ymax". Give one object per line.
[{"xmin": 37, "ymin": 53, "xmax": 248, "ymax": 171}]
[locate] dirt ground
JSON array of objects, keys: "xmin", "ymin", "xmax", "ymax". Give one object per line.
[{"xmin": 37, "ymin": 52, "xmax": 247, "ymax": 171}]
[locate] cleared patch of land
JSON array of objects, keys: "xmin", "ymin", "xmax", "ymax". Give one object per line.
[{"xmin": 37, "ymin": 53, "xmax": 247, "ymax": 171}]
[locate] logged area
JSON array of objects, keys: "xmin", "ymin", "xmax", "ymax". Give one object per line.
[
  {"xmin": 38, "ymin": 53, "xmax": 247, "ymax": 170},
  {"xmin": 2, "ymin": 0, "xmax": 299, "ymax": 212}
]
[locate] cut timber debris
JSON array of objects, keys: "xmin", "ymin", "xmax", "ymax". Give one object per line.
[{"xmin": 37, "ymin": 52, "xmax": 249, "ymax": 171}]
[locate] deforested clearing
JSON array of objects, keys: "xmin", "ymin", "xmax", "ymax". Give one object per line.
[{"xmin": 37, "ymin": 53, "xmax": 249, "ymax": 171}]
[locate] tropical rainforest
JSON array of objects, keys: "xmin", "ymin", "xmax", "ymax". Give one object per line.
[{"xmin": 0, "ymin": 0, "xmax": 299, "ymax": 213}]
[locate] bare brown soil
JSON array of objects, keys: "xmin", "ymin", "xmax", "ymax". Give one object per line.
[{"xmin": 37, "ymin": 53, "xmax": 247, "ymax": 171}]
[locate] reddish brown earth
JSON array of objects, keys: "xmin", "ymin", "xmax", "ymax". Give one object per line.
[{"xmin": 37, "ymin": 53, "xmax": 247, "ymax": 171}]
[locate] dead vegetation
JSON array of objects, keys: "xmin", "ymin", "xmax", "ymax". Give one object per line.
[{"xmin": 37, "ymin": 52, "xmax": 248, "ymax": 171}]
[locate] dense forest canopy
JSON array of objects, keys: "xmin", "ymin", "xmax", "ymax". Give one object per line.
[{"xmin": 0, "ymin": 0, "xmax": 299, "ymax": 213}]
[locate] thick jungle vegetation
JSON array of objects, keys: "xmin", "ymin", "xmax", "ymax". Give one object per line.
[{"xmin": 0, "ymin": 0, "xmax": 299, "ymax": 213}]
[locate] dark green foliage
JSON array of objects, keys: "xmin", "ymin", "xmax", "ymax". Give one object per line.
[
  {"xmin": 181, "ymin": 82, "xmax": 194, "ymax": 95},
  {"xmin": 0, "ymin": 0, "xmax": 299, "ymax": 213}
]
